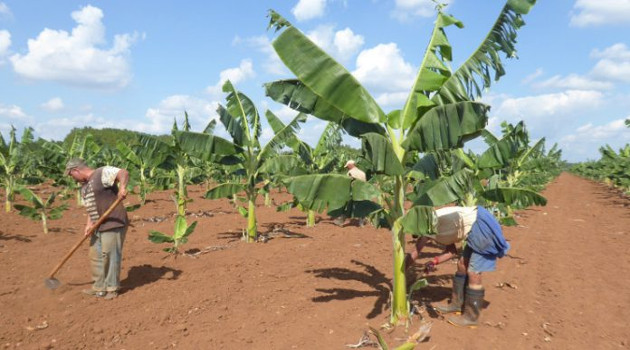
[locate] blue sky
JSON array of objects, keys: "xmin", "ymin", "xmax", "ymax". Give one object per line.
[{"xmin": 0, "ymin": 0, "xmax": 629, "ymax": 162}]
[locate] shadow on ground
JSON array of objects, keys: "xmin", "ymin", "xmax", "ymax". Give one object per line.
[{"xmin": 307, "ymin": 259, "xmax": 390, "ymax": 319}]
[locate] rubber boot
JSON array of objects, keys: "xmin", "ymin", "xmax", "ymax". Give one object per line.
[
  {"xmin": 447, "ymin": 287, "xmax": 485, "ymax": 328},
  {"xmin": 434, "ymin": 273, "xmax": 466, "ymax": 314}
]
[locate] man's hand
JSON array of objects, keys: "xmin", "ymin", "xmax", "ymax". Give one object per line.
[
  {"xmin": 423, "ymin": 261, "xmax": 436, "ymax": 274},
  {"xmin": 84, "ymin": 224, "xmax": 95, "ymax": 237},
  {"xmin": 423, "ymin": 257, "xmax": 439, "ymax": 274},
  {"xmin": 118, "ymin": 187, "xmax": 128, "ymax": 200}
]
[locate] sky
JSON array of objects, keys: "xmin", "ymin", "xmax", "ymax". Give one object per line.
[{"xmin": 0, "ymin": 0, "xmax": 629, "ymax": 163}]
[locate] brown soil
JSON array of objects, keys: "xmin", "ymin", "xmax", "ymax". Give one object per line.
[{"xmin": 1, "ymin": 172, "xmax": 629, "ymax": 350}]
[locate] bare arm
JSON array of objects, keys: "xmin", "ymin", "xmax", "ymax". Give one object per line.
[{"xmin": 115, "ymin": 169, "xmax": 129, "ymax": 199}]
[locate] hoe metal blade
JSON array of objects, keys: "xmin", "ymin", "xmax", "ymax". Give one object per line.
[{"xmin": 44, "ymin": 278, "xmax": 61, "ymax": 290}]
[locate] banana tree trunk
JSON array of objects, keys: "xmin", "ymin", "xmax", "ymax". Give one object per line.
[
  {"xmin": 390, "ymin": 221, "xmax": 408, "ymax": 325},
  {"xmin": 177, "ymin": 165, "xmax": 186, "ymax": 217},
  {"xmin": 390, "ymin": 175, "xmax": 409, "ymax": 325},
  {"xmin": 306, "ymin": 209, "xmax": 316, "ymax": 227},
  {"xmin": 41, "ymin": 212, "xmax": 48, "ymax": 235},
  {"xmin": 246, "ymin": 199, "xmax": 257, "ymax": 242}
]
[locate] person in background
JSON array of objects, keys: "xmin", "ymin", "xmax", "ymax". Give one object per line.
[
  {"xmin": 333, "ymin": 160, "xmax": 368, "ymax": 226},
  {"xmin": 65, "ymin": 158, "xmax": 129, "ymax": 300},
  {"xmin": 406, "ymin": 205, "xmax": 509, "ymax": 327}
]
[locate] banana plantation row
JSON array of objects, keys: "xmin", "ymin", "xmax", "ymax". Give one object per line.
[
  {"xmin": 570, "ymin": 119, "xmax": 630, "ymax": 195},
  {"xmin": 1, "ymin": 1, "xmax": 571, "ymax": 336}
]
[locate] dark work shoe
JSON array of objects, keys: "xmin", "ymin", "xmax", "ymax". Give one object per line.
[
  {"xmin": 82, "ymin": 289, "xmax": 106, "ymax": 297},
  {"xmin": 103, "ymin": 291, "xmax": 118, "ymax": 300}
]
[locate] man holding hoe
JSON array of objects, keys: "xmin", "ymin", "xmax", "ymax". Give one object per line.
[
  {"xmin": 65, "ymin": 158, "xmax": 129, "ymax": 300},
  {"xmin": 406, "ymin": 205, "xmax": 509, "ymax": 327}
]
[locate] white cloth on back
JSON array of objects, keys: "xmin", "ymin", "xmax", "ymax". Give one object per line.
[
  {"xmin": 429, "ymin": 206, "xmax": 478, "ymax": 245},
  {"xmin": 347, "ymin": 167, "xmax": 366, "ymax": 182}
]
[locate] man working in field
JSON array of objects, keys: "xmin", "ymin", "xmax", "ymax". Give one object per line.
[
  {"xmin": 333, "ymin": 160, "xmax": 367, "ymax": 226},
  {"xmin": 65, "ymin": 158, "xmax": 129, "ymax": 300},
  {"xmin": 406, "ymin": 205, "xmax": 509, "ymax": 327}
]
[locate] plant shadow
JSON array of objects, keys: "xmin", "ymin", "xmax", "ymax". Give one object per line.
[
  {"xmin": 121, "ymin": 264, "xmax": 182, "ymax": 293},
  {"xmin": 0, "ymin": 231, "xmax": 33, "ymax": 242},
  {"xmin": 306, "ymin": 259, "xmax": 390, "ymax": 319}
]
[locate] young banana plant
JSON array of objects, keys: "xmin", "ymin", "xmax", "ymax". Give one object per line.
[
  {"xmin": 14, "ymin": 186, "xmax": 68, "ymax": 234},
  {"xmin": 202, "ymin": 81, "xmax": 306, "ymax": 242},
  {"xmin": 148, "ymin": 215, "xmax": 198, "ymax": 254},
  {"xmin": 265, "ymin": 0, "xmax": 537, "ymax": 325}
]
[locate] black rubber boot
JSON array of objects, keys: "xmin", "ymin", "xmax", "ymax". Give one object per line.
[
  {"xmin": 447, "ymin": 287, "xmax": 485, "ymax": 328},
  {"xmin": 435, "ymin": 273, "xmax": 466, "ymax": 314}
]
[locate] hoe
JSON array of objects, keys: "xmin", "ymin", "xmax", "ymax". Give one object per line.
[{"xmin": 45, "ymin": 197, "xmax": 124, "ymax": 290}]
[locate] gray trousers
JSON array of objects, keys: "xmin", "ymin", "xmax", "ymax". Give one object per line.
[{"xmin": 89, "ymin": 226, "xmax": 127, "ymax": 292}]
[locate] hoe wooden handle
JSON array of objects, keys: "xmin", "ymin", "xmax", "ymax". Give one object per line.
[{"xmin": 47, "ymin": 197, "xmax": 124, "ymax": 279}]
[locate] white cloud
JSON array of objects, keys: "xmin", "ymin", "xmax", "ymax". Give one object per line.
[
  {"xmin": 375, "ymin": 92, "xmax": 409, "ymax": 108},
  {"xmin": 491, "ymin": 90, "xmax": 604, "ymax": 141},
  {"xmin": 41, "ymin": 97, "xmax": 64, "ymax": 112},
  {"xmin": 138, "ymin": 95, "xmax": 219, "ymax": 134},
  {"xmin": 570, "ymin": 0, "xmax": 630, "ymax": 27},
  {"xmin": 495, "ymin": 90, "xmax": 603, "ymax": 121},
  {"xmin": 292, "ymin": 0, "xmax": 327, "ymax": 21},
  {"xmin": 306, "ymin": 25, "xmax": 365, "ymax": 62},
  {"xmin": 559, "ymin": 118, "xmax": 630, "ymax": 161},
  {"xmin": 0, "ymin": 30, "xmax": 10, "ymax": 58},
  {"xmin": 206, "ymin": 59, "xmax": 256, "ymax": 96},
  {"xmin": 353, "ymin": 43, "xmax": 415, "ymax": 92},
  {"xmin": 9, "ymin": 5, "xmax": 139, "ymax": 89},
  {"xmin": 334, "ymin": 28, "xmax": 365, "ymax": 61},
  {"xmin": 528, "ymin": 43, "xmax": 630, "ymax": 90},
  {"xmin": 0, "ymin": 103, "xmax": 29, "ymax": 120},
  {"xmin": 534, "ymin": 74, "xmax": 613, "ymax": 90},
  {"xmin": 391, "ymin": 0, "xmax": 449, "ymax": 22},
  {"xmin": 589, "ymin": 44, "xmax": 630, "ymax": 82}
]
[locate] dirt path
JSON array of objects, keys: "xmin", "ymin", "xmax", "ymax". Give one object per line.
[{"xmin": 0, "ymin": 172, "xmax": 628, "ymax": 349}]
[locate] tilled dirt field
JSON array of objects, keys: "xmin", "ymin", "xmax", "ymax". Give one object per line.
[{"xmin": 0, "ymin": 172, "xmax": 628, "ymax": 349}]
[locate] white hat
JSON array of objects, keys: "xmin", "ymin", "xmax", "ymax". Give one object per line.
[{"xmin": 344, "ymin": 160, "xmax": 355, "ymax": 168}]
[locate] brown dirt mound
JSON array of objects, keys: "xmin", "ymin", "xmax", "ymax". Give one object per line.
[{"xmin": 0, "ymin": 172, "xmax": 628, "ymax": 349}]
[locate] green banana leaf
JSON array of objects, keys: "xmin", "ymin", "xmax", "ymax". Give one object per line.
[
  {"xmin": 284, "ymin": 174, "xmax": 381, "ymax": 213},
  {"xmin": 223, "ymin": 80, "xmax": 261, "ymax": 146},
  {"xmin": 264, "ymin": 79, "xmax": 386, "ymax": 137},
  {"xmin": 402, "ymin": 101, "xmax": 489, "ymax": 153},
  {"xmin": 399, "ymin": 206, "xmax": 436, "ymax": 236},
  {"xmin": 413, "ymin": 169, "xmax": 473, "ymax": 206},
  {"xmin": 268, "ymin": 11, "xmax": 386, "ymax": 124},
  {"xmin": 401, "ymin": 12, "xmax": 462, "ymax": 129},
  {"xmin": 205, "ymin": 183, "xmax": 247, "ymax": 199},
  {"xmin": 432, "ymin": 0, "xmax": 536, "ymax": 104},
  {"xmin": 361, "ymin": 133, "xmax": 405, "ymax": 176},
  {"xmin": 174, "ymin": 131, "xmax": 241, "ymax": 162},
  {"xmin": 259, "ymin": 155, "xmax": 305, "ymax": 175},
  {"xmin": 481, "ymin": 187, "xmax": 547, "ymax": 207},
  {"xmin": 148, "ymin": 231, "xmax": 175, "ymax": 244}
]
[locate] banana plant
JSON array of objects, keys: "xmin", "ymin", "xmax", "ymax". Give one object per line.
[
  {"xmin": 13, "ymin": 186, "xmax": 68, "ymax": 234},
  {"xmin": 203, "ymin": 81, "xmax": 306, "ymax": 242},
  {"xmin": 265, "ymin": 0, "xmax": 536, "ymax": 325},
  {"xmin": 276, "ymin": 122, "xmax": 344, "ymax": 226},
  {"xmin": 0, "ymin": 126, "xmax": 36, "ymax": 212},
  {"xmin": 116, "ymin": 134, "xmax": 171, "ymax": 205},
  {"xmin": 148, "ymin": 215, "xmax": 198, "ymax": 254}
]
